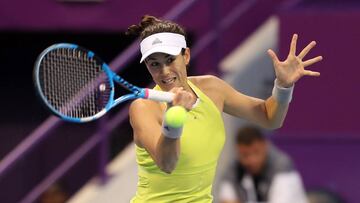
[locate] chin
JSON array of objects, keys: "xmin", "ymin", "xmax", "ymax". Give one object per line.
[{"xmin": 249, "ymin": 168, "xmax": 261, "ymax": 175}]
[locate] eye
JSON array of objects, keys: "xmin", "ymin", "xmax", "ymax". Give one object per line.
[
  {"xmin": 150, "ymin": 62, "xmax": 160, "ymax": 67},
  {"xmin": 166, "ymin": 57, "xmax": 175, "ymax": 64}
]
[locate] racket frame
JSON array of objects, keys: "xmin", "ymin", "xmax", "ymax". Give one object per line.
[{"xmin": 34, "ymin": 43, "xmax": 154, "ymax": 123}]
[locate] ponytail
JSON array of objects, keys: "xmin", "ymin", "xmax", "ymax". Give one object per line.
[
  {"xmin": 126, "ymin": 15, "xmax": 161, "ymax": 37},
  {"xmin": 126, "ymin": 15, "xmax": 186, "ymax": 41}
]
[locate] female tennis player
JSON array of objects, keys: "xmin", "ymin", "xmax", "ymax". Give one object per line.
[{"xmin": 128, "ymin": 15, "xmax": 322, "ymax": 202}]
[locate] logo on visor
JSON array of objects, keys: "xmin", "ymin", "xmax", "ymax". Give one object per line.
[{"xmin": 152, "ymin": 38, "xmax": 162, "ymax": 45}]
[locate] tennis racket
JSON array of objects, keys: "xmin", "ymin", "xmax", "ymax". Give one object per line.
[{"xmin": 34, "ymin": 43, "xmax": 174, "ymax": 123}]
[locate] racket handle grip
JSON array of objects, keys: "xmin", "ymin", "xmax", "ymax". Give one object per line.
[{"xmin": 144, "ymin": 89, "xmax": 174, "ymax": 103}]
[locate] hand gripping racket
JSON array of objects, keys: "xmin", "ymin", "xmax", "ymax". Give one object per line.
[{"xmin": 34, "ymin": 43, "xmax": 174, "ymax": 123}]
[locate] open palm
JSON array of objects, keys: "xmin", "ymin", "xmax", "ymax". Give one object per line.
[{"xmin": 267, "ymin": 34, "xmax": 323, "ymax": 88}]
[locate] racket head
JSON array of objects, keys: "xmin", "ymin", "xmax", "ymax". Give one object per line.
[{"xmin": 33, "ymin": 43, "xmax": 115, "ymax": 122}]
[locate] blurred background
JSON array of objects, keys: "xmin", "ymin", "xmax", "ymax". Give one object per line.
[{"xmin": 0, "ymin": 0, "xmax": 359, "ymax": 202}]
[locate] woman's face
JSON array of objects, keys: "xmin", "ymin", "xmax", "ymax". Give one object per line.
[{"xmin": 145, "ymin": 48, "xmax": 190, "ymax": 91}]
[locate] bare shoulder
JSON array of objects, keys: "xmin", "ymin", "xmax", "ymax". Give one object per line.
[
  {"xmin": 129, "ymin": 99, "xmax": 164, "ymax": 123},
  {"xmin": 188, "ymin": 74, "xmax": 221, "ymax": 82},
  {"xmin": 188, "ymin": 75, "xmax": 226, "ymax": 111},
  {"xmin": 188, "ymin": 75, "xmax": 224, "ymax": 90},
  {"xmin": 129, "ymin": 99, "xmax": 164, "ymax": 148}
]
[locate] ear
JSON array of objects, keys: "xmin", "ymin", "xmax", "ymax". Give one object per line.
[{"xmin": 183, "ymin": 48, "xmax": 191, "ymax": 66}]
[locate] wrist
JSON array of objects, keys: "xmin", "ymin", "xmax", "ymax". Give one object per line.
[
  {"xmin": 276, "ymin": 79, "xmax": 293, "ymax": 88},
  {"xmin": 162, "ymin": 123, "xmax": 183, "ymax": 139},
  {"xmin": 272, "ymin": 79, "xmax": 294, "ymax": 104}
]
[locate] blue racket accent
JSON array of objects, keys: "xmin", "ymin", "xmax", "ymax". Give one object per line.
[
  {"xmin": 87, "ymin": 51, "xmax": 95, "ymax": 58},
  {"xmin": 34, "ymin": 43, "xmax": 174, "ymax": 123}
]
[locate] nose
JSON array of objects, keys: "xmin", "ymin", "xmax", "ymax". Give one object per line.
[{"xmin": 159, "ymin": 64, "xmax": 171, "ymax": 75}]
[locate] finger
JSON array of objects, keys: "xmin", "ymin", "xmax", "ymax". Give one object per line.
[
  {"xmin": 267, "ymin": 49, "xmax": 280, "ymax": 63},
  {"xmin": 172, "ymin": 93, "xmax": 182, "ymax": 105},
  {"xmin": 171, "ymin": 88, "xmax": 184, "ymax": 103},
  {"xmin": 174, "ymin": 92, "xmax": 193, "ymax": 110},
  {"xmin": 298, "ymin": 41, "xmax": 316, "ymax": 59},
  {"xmin": 289, "ymin": 34, "xmax": 298, "ymax": 56},
  {"xmin": 303, "ymin": 70, "xmax": 320, "ymax": 77},
  {"xmin": 303, "ymin": 56, "xmax": 323, "ymax": 67},
  {"xmin": 169, "ymin": 87, "xmax": 183, "ymax": 93}
]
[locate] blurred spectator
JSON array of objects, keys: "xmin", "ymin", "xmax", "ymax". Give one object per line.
[
  {"xmin": 219, "ymin": 126, "xmax": 308, "ymax": 203},
  {"xmin": 38, "ymin": 182, "xmax": 68, "ymax": 203}
]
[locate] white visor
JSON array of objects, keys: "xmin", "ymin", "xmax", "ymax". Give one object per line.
[{"xmin": 140, "ymin": 32, "xmax": 187, "ymax": 63}]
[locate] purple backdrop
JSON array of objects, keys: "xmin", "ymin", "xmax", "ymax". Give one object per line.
[
  {"xmin": 1, "ymin": 0, "xmax": 360, "ymax": 202},
  {"xmin": 0, "ymin": 0, "xmax": 181, "ymax": 31},
  {"xmin": 0, "ymin": 0, "xmax": 282, "ymax": 73},
  {"xmin": 278, "ymin": 9, "xmax": 360, "ymax": 134},
  {"xmin": 274, "ymin": 7, "xmax": 360, "ymax": 203}
]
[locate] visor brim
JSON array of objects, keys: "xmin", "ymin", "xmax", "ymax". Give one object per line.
[{"xmin": 140, "ymin": 46, "xmax": 183, "ymax": 63}]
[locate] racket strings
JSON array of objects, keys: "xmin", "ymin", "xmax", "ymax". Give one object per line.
[
  {"xmin": 40, "ymin": 48, "xmax": 111, "ymax": 118},
  {"xmin": 115, "ymin": 76, "xmax": 141, "ymax": 95}
]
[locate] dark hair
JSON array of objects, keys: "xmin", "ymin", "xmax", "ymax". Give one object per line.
[
  {"xmin": 236, "ymin": 126, "xmax": 265, "ymax": 145},
  {"xmin": 126, "ymin": 15, "xmax": 187, "ymax": 41}
]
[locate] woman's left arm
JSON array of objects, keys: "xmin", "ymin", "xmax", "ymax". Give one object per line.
[{"xmin": 222, "ymin": 34, "xmax": 323, "ymax": 129}]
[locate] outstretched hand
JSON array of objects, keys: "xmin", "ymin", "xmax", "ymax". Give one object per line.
[{"xmin": 267, "ymin": 34, "xmax": 323, "ymax": 88}]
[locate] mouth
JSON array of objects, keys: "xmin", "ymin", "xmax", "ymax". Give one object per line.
[{"xmin": 161, "ymin": 77, "xmax": 176, "ymax": 85}]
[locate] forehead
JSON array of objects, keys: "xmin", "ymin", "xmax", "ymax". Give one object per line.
[
  {"xmin": 146, "ymin": 52, "xmax": 173, "ymax": 61},
  {"xmin": 237, "ymin": 140, "xmax": 265, "ymax": 150}
]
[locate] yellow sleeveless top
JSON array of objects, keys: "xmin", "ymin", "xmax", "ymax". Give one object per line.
[{"xmin": 131, "ymin": 80, "xmax": 225, "ymax": 203}]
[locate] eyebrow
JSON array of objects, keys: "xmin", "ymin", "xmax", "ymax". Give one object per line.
[{"xmin": 146, "ymin": 54, "xmax": 172, "ymax": 61}]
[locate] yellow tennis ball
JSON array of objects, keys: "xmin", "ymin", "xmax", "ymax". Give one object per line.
[{"xmin": 165, "ymin": 106, "xmax": 187, "ymax": 128}]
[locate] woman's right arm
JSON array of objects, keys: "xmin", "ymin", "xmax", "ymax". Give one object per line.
[
  {"xmin": 129, "ymin": 99, "xmax": 180, "ymax": 174},
  {"xmin": 129, "ymin": 87, "xmax": 195, "ymax": 174}
]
